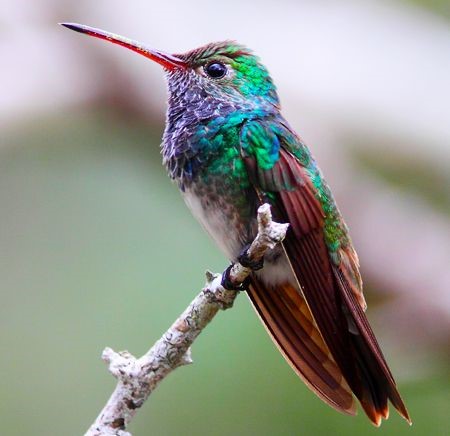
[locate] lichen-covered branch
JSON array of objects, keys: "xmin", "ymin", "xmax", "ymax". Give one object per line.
[{"xmin": 85, "ymin": 204, "xmax": 288, "ymax": 436}]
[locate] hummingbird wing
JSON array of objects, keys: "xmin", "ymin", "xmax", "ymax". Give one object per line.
[{"xmin": 240, "ymin": 118, "xmax": 410, "ymax": 425}]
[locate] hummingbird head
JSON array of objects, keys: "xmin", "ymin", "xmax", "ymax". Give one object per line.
[
  {"xmin": 61, "ymin": 23, "xmax": 281, "ymax": 185},
  {"xmin": 60, "ymin": 23, "xmax": 279, "ymax": 110},
  {"xmin": 171, "ymin": 41, "xmax": 279, "ymax": 108}
]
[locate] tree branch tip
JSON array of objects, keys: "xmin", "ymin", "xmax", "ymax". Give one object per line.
[
  {"xmin": 178, "ymin": 348, "xmax": 193, "ymax": 366},
  {"xmin": 257, "ymin": 202, "xmax": 271, "ymax": 213},
  {"xmin": 102, "ymin": 347, "xmax": 117, "ymax": 364},
  {"xmin": 256, "ymin": 203, "xmax": 272, "ymax": 225},
  {"xmin": 205, "ymin": 270, "xmax": 220, "ymax": 285},
  {"xmin": 270, "ymin": 222, "xmax": 290, "ymax": 241},
  {"xmin": 102, "ymin": 348, "xmax": 135, "ymax": 364}
]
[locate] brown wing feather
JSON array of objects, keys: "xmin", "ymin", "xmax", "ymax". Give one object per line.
[
  {"xmin": 276, "ymin": 150, "xmax": 410, "ymax": 425},
  {"xmin": 333, "ymin": 266, "xmax": 411, "ymax": 421},
  {"xmin": 246, "ymin": 145, "xmax": 410, "ymax": 425},
  {"xmin": 247, "ymin": 277, "xmax": 356, "ymax": 414}
]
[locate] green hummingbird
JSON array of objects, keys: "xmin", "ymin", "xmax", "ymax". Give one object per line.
[{"xmin": 62, "ymin": 23, "xmax": 411, "ymax": 426}]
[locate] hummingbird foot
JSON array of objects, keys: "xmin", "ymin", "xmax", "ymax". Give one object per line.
[
  {"xmin": 220, "ymin": 244, "xmax": 265, "ymax": 291},
  {"xmin": 238, "ymin": 244, "xmax": 265, "ymax": 271},
  {"xmin": 221, "ymin": 265, "xmax": 251, "ymax": 291}
]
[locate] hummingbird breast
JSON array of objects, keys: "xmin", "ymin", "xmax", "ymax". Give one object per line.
[
  {"xmin": 162, "ymin": 99, "xmax": 262, "ymax": 259},
  {"xmin": 182, "ymin": 174, "xmax": 297, "ymax": 288},
  {"xmin": 182, "ymin": 174, "xmax": 256, "ymax": 261}
]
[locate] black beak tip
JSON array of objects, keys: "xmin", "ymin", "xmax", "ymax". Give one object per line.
[{"xmin": 59, "ymin": 22, "xmax": 85, "ymax": 33}]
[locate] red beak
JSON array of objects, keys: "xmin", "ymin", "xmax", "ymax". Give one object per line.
[{"xmin": 60, "ymin": 23, "xmax": 186, "ymax": 71}]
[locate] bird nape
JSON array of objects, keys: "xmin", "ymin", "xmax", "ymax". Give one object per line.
[{"xmin": 61, "ymin": 22, "xmax": 411, "ymax": 426}]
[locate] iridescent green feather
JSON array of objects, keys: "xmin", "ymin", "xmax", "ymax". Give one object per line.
[
  {"xmin": 231, "ymin": 55, "xmax": 275, "ymax": 101},
  {"xmin": 240, "ymin": 117, "xmax": 351, "ymax": 257}
]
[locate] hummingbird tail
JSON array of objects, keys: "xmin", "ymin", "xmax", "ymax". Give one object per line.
[
  {"xmin": 247, "ymin": 276, "xmax": 356, "ymax": 415},
  {"xmin": 282, "ymin": 232, "xmax": 412, "ymax": 426},
  {"xmin": 332, "ymin": 265, "xmax": 412, "ymax": 425}
]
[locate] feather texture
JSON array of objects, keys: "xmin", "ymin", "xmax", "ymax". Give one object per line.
[{"xmin": 247, "ymin": 277, "xmax": 356, "ymax": 414}]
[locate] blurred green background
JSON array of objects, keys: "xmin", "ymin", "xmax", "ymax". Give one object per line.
[{"xmin": 1, "ymin": 1, "xmax": 449, "ymax": 435}]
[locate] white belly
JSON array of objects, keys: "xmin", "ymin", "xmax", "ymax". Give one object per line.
[
  {"xmin": 182, "ymin": 189, "xmax": 244, "ymax": 260},
  {"xmin": 183, "ymin": 189, "xmax": 298, "ymax": 288}
]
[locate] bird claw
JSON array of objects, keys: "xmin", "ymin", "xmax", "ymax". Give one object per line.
[
  {"xmin": 238, "ymin": 244, "xmax": 264, "ymax": 271},
  {"xmin": 220, "ymin": 265, "xmax": 249, "ymax": 291}
]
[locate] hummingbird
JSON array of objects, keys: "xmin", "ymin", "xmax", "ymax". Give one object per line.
[{"xmin": 62, "ymin": 23, "xmax": 411, "ymax": 426}]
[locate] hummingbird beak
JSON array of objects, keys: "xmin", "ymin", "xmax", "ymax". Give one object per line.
[{"xmin": 60, "ymin": 23, "xmax": 187, "ymax": 71}]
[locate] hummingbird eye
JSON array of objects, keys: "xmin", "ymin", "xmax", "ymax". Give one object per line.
[{"xmin": 204, "ymin": 62, "xmax": 228, "ymax": 79}]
